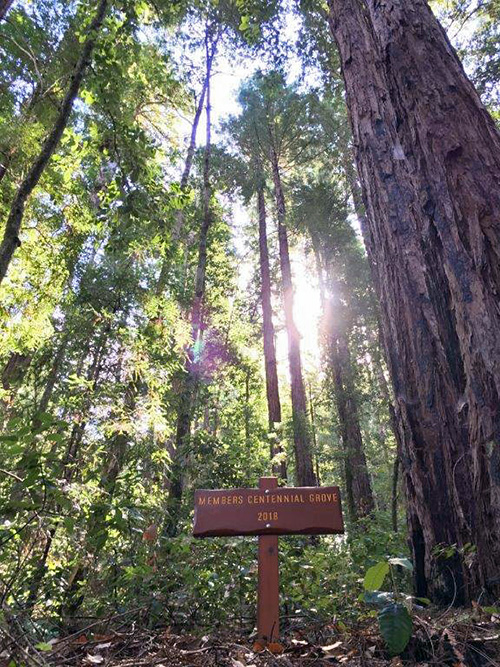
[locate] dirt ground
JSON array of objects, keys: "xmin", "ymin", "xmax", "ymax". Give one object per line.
[{"xmin": 1, "ymin": 611, "xmax": 499, "ymax": 666}]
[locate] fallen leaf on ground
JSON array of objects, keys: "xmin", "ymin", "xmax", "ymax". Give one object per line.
[{"xmin": 267, "ymin": 642, "xmax": 284, "ymax": 654}]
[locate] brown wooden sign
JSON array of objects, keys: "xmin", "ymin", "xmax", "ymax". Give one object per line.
[
  {"xmin": 193, "ymin": 477, "xmax": 344, "ymax": 648},
  {"xmin": 193, "ymin": 484, "xmax": 343, "ymax": 537}
]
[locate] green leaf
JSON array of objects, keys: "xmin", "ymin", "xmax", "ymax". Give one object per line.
[
  {"xmin": 63, "ymin": 517, "xmax": 75, "ymax": 533},
  {"xmin": 35, "ymin": 642, "xmax": 53, "ymax": 652},
  {"xmin": 46, "ymin": 433, "xmax": 64, "ymax": 443},
  {"xmin": 482, "ymin": 606, "xmax": 500, "ymax": 615},
  {"xmin": 239, "ymin": 15, "xmax": 250, "ymax": 31},
  {"xmin": 388, "ymin": 557, "xmax": 413, "ymax": 571},
  {"xmin": 378, "ymin": 604, "xmax": 412, "ymax": 655},
  {"xmin": 364, "ymin": 561, "xmax": 390, "ymax": 591}
]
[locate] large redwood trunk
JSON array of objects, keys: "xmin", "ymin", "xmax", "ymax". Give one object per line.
[
  {"xmin": 257, "ymin": 182, "xmax": 287, "ymax": 479},
  {"xmin": 327, "ymin": 0, "xmax": 500, "ymax": 602},
  {"xmin": 270, "ymin": 151, "xmax": 316, "ymax": 486}
]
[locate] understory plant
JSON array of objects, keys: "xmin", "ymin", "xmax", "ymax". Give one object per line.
[{"xmin": 362, "ymin": 557, "xmax": 420, "ymax": 655}]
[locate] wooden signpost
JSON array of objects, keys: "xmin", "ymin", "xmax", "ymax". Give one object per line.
[{"xmin": 193, "ymin": 477, "xmax": 344, "ymax": 647}]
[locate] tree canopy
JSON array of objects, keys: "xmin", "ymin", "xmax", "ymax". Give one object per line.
[{"xmin": 1, "ymin": 1, "xmax": 499, "ymax": 664}]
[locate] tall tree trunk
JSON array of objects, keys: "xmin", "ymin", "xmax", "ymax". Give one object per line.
[
  {"xmin": 257, "ymin": 181, "xmax": 287, "ymax": 479},
  {"xmin": 327, "ymin": 0, "xmax": 500, "ymax": 602},
  {"xmin": 270, "ymin": 150, "xmax": 316, "ymax": 486},
  {"xmin": 171, "ymin": 74, "xmax": 211, "ymax": 242},
  {"xmin": 392, "ymin": 453, "xmax": 399, "ymax": 533},
  {"xmin": 372, "ymin": 328, "xmax": 403, "ymax": 530},
  {"xmin": 35, "ymin": 332, "xmax": 69, "ymax": 419},
  {"xmin": 325, "ymin": 294, "xmax": 374, "ymax": 520},
  {"xmin": 0, "ymin": 147, "xmax": 15, "ymax": 184},
  {"xmin": 107, "ymin": 24, "xmax": 219, "ymax": 542},
  {"xmin": 155, "ymin": 58, "xmax": 213, "ymax": 295},
  {"xmin": 0, "ymin": 0, "xmax": 108, "ymax": 286},
  {"xmin": 244, "ymin": 366, "xmax": 251, "ymax": 448},
  {"xmin": 166, "ymin": 26, "xmax": 219, "ymax": 535},
  {"xmin": 1, "ymin": 352, "xmax": 31, "ymax": 391},
  {"xmin": 0, "ymin": 23, "xmax": 78, "ymax": 185},
  {"xmin": 308, "ymin": 382, "xmax": 321, "ymax": 485},
  {"xmin": 62, "ymin": 322, "xmax": 109, "ymax": 480}
]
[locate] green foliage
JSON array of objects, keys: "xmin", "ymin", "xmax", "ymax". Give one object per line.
[
  {"xmin": 2, "ymin": 0, "xmax": 484, "ymax": 647},
  {"xmin": 433, "ymin": 0, "xmax": 500, "ymax": 115},
  {"xmin": 378, "ymin": 604, "xmax": 413, "ymax": 656},
  {"xmin": 364, "ymin": 561, "xmax": 390, "ymax": 592},
  {"xmin": 361, "ymin": 556, "xmax": 416, "ymax": 655}
]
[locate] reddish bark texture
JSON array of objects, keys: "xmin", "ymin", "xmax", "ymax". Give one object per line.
[
  {"xmin": 257, "ymin": 183, "xmax": 287, "ymax": 479},
  {"xmin": 270, "ymin": 152, "xmax": 316, "ymax": 486},
  {"xmin": 327, "ymin": 0, "xmax": 500, "ymax": 602}
]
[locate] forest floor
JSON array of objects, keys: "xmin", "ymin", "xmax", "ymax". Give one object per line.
[{"xmin": 2, "ymin": 609, "xmax": 499, "ymax": 667}]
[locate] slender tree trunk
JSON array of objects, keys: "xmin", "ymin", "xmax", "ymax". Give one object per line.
[
  {"xmin": 171, "ymin": 74, "xmax": 211, "ymax": 241},
  {"xmin": 35, "ymin": 333, "xmax": 69, "ymax": 418},
  {"xmin": 118, "ymin": 30, "xmax": 217, "ymax": 538},
  {"xmin": 0, "ymin": 147, "xmax": 15, "ymax": 184},
  {"xmin": 325, "ymin": 294, "xmax": 374, "ymax": 520},
  {"xmin": 270, "ymin": 150, "xmax": 316, "ymax": 486},
  {"xmin": 244, "ymin": 366, "xmax": 251, "ymax": 448},
  {"xmin": 0, "ymin": 25, "xmax": 78, "ymax": 185},
  {"xmin": 0, "ymin": 0, "xmax": 14, "ymax": 21},
  {"xmin": 166, "ymin": 27, "xmax": 219, "ymax": 535},
  {"xmin": 257, "ymin": 181, "xmax": 287, "ymax": 479},
  {"xmin": 372, "ymin": 329, "xmax": 403, "ymax": 530},
  {"xmin": 308, "ymin": 382, "xmax": 321, "ymax": 485},
  {"xmin": 1, "ymin": 352, "xmax": 31, "ymax": 391},
  {"xmin": 25, "ymin": 526, "xmax": 57, "ymax": 609},
  {"xmin": 392, "ymin": 454, "xmax": 399, "ymax": 533},
  {"xmin": 155, "ymin": 62, "xmax": 213, "ymax": 295},
  {"xmin": 62, "ymin": 323, "xmax": 109, "ymax": 480},
  {"xmin": 0, "ymin": 0, "xmax": 108, "ymax": 286},
  {"xmin": 327, "ymin": 0, "xmax": 500, "ymax": 602}
]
